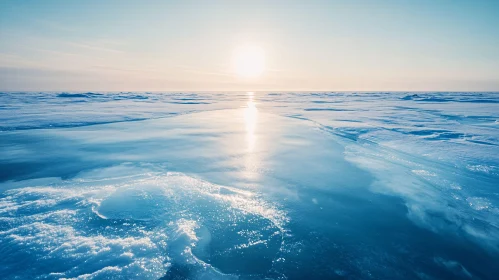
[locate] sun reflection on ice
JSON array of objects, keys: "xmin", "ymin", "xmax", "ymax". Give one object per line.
[{"xmin": 242, "ymin": 91, "xmax": 262, "ymax": 183}]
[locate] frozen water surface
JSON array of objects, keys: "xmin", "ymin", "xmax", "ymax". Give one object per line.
[{"xmin": 0, "ymin": 92, "xmax": 498, "ymax": 279}]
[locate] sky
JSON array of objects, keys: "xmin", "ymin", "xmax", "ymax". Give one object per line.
[{"xmin": 1, "ymin": 0, "xmax": 499, "ymax": 91}]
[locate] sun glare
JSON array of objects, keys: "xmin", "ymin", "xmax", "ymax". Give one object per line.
[{"xmin": 233, "ymin": 45, "xmax": 265, "ymax": 78}]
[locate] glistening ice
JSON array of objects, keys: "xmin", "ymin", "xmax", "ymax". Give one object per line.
[{"xmin": 0, "ymin": 92, "xmax": 498, "ymax": 279}]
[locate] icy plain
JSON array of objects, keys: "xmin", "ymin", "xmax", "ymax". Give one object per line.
[{"xmin": 0, "ymin": 92, "xmax": 498, "ymax": 279}]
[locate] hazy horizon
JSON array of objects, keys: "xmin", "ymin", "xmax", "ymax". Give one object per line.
[
  {"xmin": 3, "ymin": 90, "xmax": 499, "ymax": 93},
  {"xmin": 1, "ymin": 0, "xmax": 499, "ymax": 92}
]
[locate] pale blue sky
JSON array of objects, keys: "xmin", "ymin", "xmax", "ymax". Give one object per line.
[{"xmin": 1, "ymin": 0, "xmax": 498, "ymax": 91}]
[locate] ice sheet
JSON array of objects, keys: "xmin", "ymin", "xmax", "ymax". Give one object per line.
[{"xmin": 1, "ymin": 92, "xmax": 498, "ymax": 279}]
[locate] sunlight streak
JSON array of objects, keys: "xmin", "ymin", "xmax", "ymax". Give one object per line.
[{"xmin": 244, "ymin": 91, "xmax": 258, "ymax": 152}]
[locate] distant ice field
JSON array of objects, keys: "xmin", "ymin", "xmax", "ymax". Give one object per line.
[{"xmin": 0, "ymin": 92, "xmax": 498, "ymax": 279}]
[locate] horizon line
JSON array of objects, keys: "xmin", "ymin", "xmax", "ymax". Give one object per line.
[{"xmin": 2, "ymin": 90, "xmax": 499, "ymax": 93}]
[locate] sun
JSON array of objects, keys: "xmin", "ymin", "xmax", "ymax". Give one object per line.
[{"xmin": 233, "ymin": 45, "xmax": 265, "ymax": 78}]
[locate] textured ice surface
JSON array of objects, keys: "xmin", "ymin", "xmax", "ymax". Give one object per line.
[
  {"xmin": 0, "ymin": 168, "xmax": 284, "ymax": 279},
  {"xmin": 1, "ymin": 92, "xmax": 498, "ymax": 279}
]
